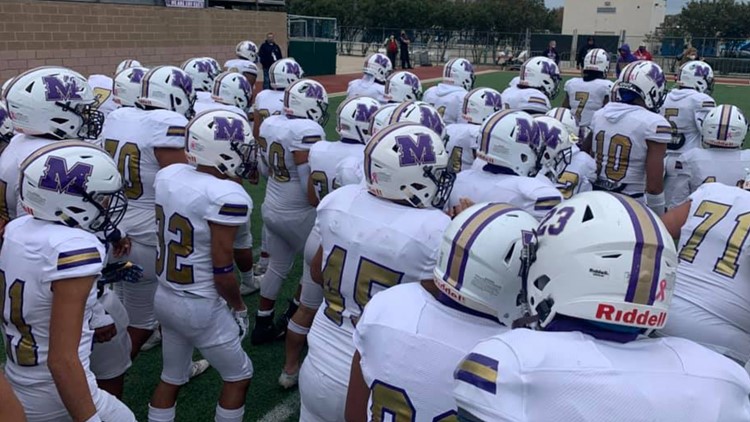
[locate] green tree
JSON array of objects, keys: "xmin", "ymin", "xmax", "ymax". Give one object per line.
[{"xmin": 677, "ymin": 0, "xmax": 750, "ymax": 38}]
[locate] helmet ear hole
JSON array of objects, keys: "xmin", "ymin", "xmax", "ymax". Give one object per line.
[
  {"xmin": 504, "ymin": 243, "xmax": 516, "ymax": 264},
  {"xmin": 582, "ymin": 206, "xmax": 595, "ymax": 222},
  {"xmin": 533, "ymin": 275, "xmax": 550, "ymax": 291}
]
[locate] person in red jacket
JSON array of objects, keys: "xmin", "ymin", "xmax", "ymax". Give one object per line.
[{"xmin": 635, "ymin": 42, "xmax": 653, "ymax": 61}]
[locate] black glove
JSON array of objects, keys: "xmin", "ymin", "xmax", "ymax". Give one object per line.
[{"xmin": 98, "ymin": 261, "xmax": 144, "ymax": 287}]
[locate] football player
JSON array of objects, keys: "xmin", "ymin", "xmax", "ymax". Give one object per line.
[
  {"xmin": 562, "ymin": 48, "xmax": 613, "ymax": 128},
  {"xmin": 193, "ymin": 71, "xmax": 251, "ymax": 116},
  {"xmin": 149, "ymin": 110, "xmax": 256, "ymax": 422},
  {"xmin": 299, "ymin": 122, "xmax": 453, "ymax": 421},
  {"xmin": 447, "ymin": 110, "xmax": 562, "ymax": 220},
  {"xmin": 116, "ymin": 59, "xmax": 142, "ymax": 74},
  {"xmin": 662, "ymin": 61, "xmax": 717, "ymax": 208},
  {"xmin": 590, "ymin": 61, "xmax": 671, "ymax": 215},
  {"xmin": 346, "ymin": 53, "xmax": 392, "ymax": 103},
  {"xmin": 87, "ymin": 72, "xmax": 118, "ymax": 118},
  {"xmin": 455, "ymin": 191, "xmax": 750, "ymax": 421},
  {"xmin": 0, "ymin": 101, "xmax": 14, "ymax": 155},
  {"xmin": 660, "ymin": 179, "xmax": 750, "ymax": 366},
  {"xmin": 346, "ymin": 203, "xmax": 536, "ymax": 421},
  {"xmin": 252, "ymin": 58, "xmax": 304, "ymax": 277},
  {"xmin": 389, "ymin": 100, "xmax": 447, "ymax": 140},
  {"xmin": 674, "ymin": 105, "xmax": 750, "ymax": 196},
  {"xmin": 112, "ymin": 65, "xmax": 148, "ymax": 108},
  {"xmin": 534, "ymin": 115, "xmax": 576, "ymax": 186},
  {"xmin": 99, "ymin": 65, "xmax": 196, "ymax": 358},
  {"xmin": 254, "ymin": 78, "xmax": 328, "ymax": 344},
  {"xmin": 182, "ymin": 57, "xmax": 220, "ymax": 104},
  {"xmin": 445, "ymin": 87, "xmax": 503, "ymax": 173},
  {"xmin": 502, "ymin": 57, "xmax": 559, "ymax": 115},
  {"xmin": 383, "ymin": 70, "xmax": 423, "ymax": 103},
  {"xmin": 225, "ymin": 40, "xmax": 259, "ymax": 90},
  {"xmin": 0, "ymin": 66, "xmax": 104, "ymax": 223},
  {"xmin": 279, "ymin": 95, "xmax": 380, "ymax": 388},
  {"xmin": 423, "ymin": 58, "xmax": 475, "ymax": 124},
  {"xmin": 3, "ymin": 141, "xmax": 135, "ymax": 421},
  {"xmin": 545, "ymin": 107, "xmax": 597, "ymax": 198}
]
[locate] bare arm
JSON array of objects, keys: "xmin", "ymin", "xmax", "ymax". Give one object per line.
[
  {"xmin": 345, "ymin": 351, "xmax": 369, "ymax": 422},
  {"xmin": 154, "ymin": 147, "xmax": 188, "ymax": 169},
  {"xmin": 0, "ymin": 370, "xmax": 25, "ymax": 421},
  {"xmin": 645, "ymin": 140, "xmax": 667, "ymax": 194},
  {"xmin": 48, "ymin": 276, "xmax": 98, "ymax": 422},
  {"xmin": 209, "ymin": 222, "xmax": 246, "ymax": 312},
  {"xmin": 307, "ymin": 175, "xmax": 320, "ymax": 207},
  {"xmin": 311, "ymin": 245, "xmax": 324, "ymax": 285},
  {"xmin": 661, "ymin": 201, "xmax": 691, "ymax": 239},
  {"xmin": 253, "ymin": 109, "xmax": 262, "ymax": 141}
]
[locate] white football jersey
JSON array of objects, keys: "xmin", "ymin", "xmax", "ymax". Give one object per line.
[
  {"xmin": 347, "ymin": 76, "xmax": 386, "ymax": 103},
  {"xmin": 422, "ymin": 83, "xmax": 467, "ymax": 124},
  {"xmin": 253, "ymin": 89, "xmax": 284, "ymax": 121},
  {"xmin": 193, "ymin": 97, "xmax": 245, "ymax": 116},
  {"xmin": 153, "ymin": 164, "xmax": 252, "ymax": 298},
  {"xmin": 660, "ymin": 183, "xmax": 750, "ymax": 363},
  {"xmin": 445, "ymin": 123, "xmax": 480, "ymax": 173},
  {"xmin": 676, "ymin": 146, "xmax": 750, "ymax": 194},
  {"xmin": 454, "ymin": 329, "xmax": 750, "ymax": 422},
  {"xmin": 563, "ymin": 77, "xmax": 613, "ymax": 127},
  {"xmin": 590, "ymin": 102, "xmax": 672, "ymax": 199},
  {"xmin": 508, "ymin": 76, "xmax": 520, "ymax": 88},
  {"xmin": 306, "ymin": 184, "xmax": 451, "ymax": 380},
  {"xmin": 501, "ymin": 86, "xmax": 550, "ymax": 114},
  {"xmin": 449, "ymin": 168, "xmax": 562, "ymax": 220},
  {"xmin": 259, "ymin": 114, "xmax": 324, "ymax": 210},
  {"xmin": 0, "ymin": 134, "xmax": 55, "ymax": 221},
  {"xmin": 0, "ymin": 216, "xmax": 105, "ymax": 386},
  {"xmin": 334, "ymin": 155, "xmax": 366, "ymax": 188},
  {"xmin": 354, "ymin": 283, "xmax": 504, "ymax": 422},
  {"xmin": 88, "ymin": 74, "xmax": 118, "ymax": 118},
  {"xmin": 661, "ymin": 89, "xmax": 715, "ymax": 153},
  {"xmin": 555, "ymin": 144, "xmax": 597, "ymax": 199},
  {"xmin": 309, "ymin": 139, "xmax": 364, "ymax": 202},
  {"xmin": 99, "ymin": 107, "xmax": 187, "ymax": 245}
]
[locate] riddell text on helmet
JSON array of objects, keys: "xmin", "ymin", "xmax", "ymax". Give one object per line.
[{"xmin": 595, "ymin": 304, "xmax": 667, "ymax": 327}]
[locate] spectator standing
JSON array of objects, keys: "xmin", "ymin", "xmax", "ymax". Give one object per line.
[
  {"xmin": 385, "ymin": 35, "xmax": 399, "ymax": 68},
  {"xmin": 616, "ymin": 43, "xmax": 637, "ymax": 77},
  {"xmin": 634, "ymin": 42, "xmax": 653, "ymax": 61},
  {"xmin": 259, "ymin": 32, "xmax": 283, "ymax": 90},
  {"xmin": 678, "ymin": 45, "xmax": 700, "ymax": 67},
  {"xmin": 543, "ymin": 40, "xmax": 560, "ymax": 66},
  {"xmin": 576, "ymin": 36, "xmax": 597, "ymax": 69},
  {"xmin": 399, "ymin": 30, "xmax": 412, "ymax": 69}
]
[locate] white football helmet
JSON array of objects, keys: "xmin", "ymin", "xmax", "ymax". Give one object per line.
[
  {"xmin": 181, "ymin": 57, "xmax": 220, "ymax": 92},
  {"xmin": 434, "ymin": 203, "xmax": 537, "ymax": 324},
  {"xmin": 368, "ymin": 103, "xmax": 399, "ymax": 138},
  {"xmin": 113, "ymin": 66, "xmax": 148, "ymax": 107},
  {"xmin": 615, "ymin": 60, "xmax": 667, "ymax": 112},
  {"xmin": 235, "ymin": 40, "xmax": 258, "ymax": 62},
  {"xmin": 364, "ymin": 121, "xmax": 454, "ymax": 208},
  {"xmin": 115, "ymin": 59, "xmax": 142, "ymax": 75},
  {"xmin": 18, "ymin": 141, "xmax": 127, "ymax": 237},
  {"xmin": 476, "ymin": 110, "xmax": 540, "ymax": 176},
  {"xmin": 384, "ymin": 71, "xmax": 423, "ymax": 103},
  {"xmin": 545, "ymin": 107, "xmax": 580, "ymax": 139},
  {"xmin": 462, "ymin": 87, "xmax": 503, "ymax": 124},
  {"xmin": 336, "ymin": 96, "xmax": 380, "ymax": 144},
  {"xmin": 269, "ymin": 58, "xmax": 304, "ymax": 90},
  {"xmin": 520, "ymin": 56, "xmax": 561, "ymax": 99},
  {"xmin": 0, "ymin": 101, "xmax": 14, "ymax": 144},
  {"xmin": 582, "ymin": 48, "xmax": 610, "ymax": 76},
  {"xmin": 363, "ymin": 53, "xmax": 393, "ymax": 83},
  {"xmin": 5, "ymin": 66, "xmax": 104, "ymax": 140},
  {"xmin": 701, "ymin": 104, "xmax": 748, "ymax": 149},
  {"xmin": 1, "ymin": 77, "xmax": 13, "ymax": 100},
  {"xmin": 534, "ymin": 116, "xmax": 574, "ymax": 182},
  {"xmin": 443, "ymin": 58, "xmax": 475, "ymax": 90},
  {"xmin": 283, "ymin": 79, "xmax": 329, "ymax": 125},
  {"xmin": 521, "ymin": 192, "xmax": 677, "ymax": 330},
  {"xmin": 676, "ymin": 60, "xmax": 714, "ymax": 94},
  {"xmin": 212, "ymin": 71, "xmax": 253, "ymax": 114},
  {"xmin": 225, "ymin": 59, "xmax": 258, "ymax": 77},
  {"xmin": 185, "ymin": 110, "xmax": 257, "ymax": 179},
  {"xmin": 137, "ymin": 66, "xmax": 196, "ymax": 119},
  {"xmin": 388, "ymin": 100, "xmax": 446, "ymax": 140}
]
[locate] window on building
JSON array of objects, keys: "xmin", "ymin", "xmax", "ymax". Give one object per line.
[{"xmin": 597, "ymin": 6, "xmax": 616, "ymax": 13}]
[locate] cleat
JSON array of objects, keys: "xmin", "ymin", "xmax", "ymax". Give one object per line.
[
  {"xmin": 189, "ymin": 359, "xmax": 210, "ymax": 379},
  {"xmin": 240, "ymin": 274, "xmax": 261, "ymax": 296},
  {"xmin": 141, "ymin": 327, "xmax": 162, "ymax": 351},
  {"xmin": 278, "ymin": 369, "xmax": 299, "ymax": 389},
  {"xmin": 251, "ymin": 312, "xmax": 284, "ymax": 345}
]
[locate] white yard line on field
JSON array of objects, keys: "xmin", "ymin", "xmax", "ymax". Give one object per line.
[{"xmin": 258, "ymin": 390, "xmax": 301, "ymax": 422}]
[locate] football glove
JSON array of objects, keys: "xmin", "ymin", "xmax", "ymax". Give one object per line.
[
  {"xmin": 98, "ymin": 261, "xmax": 144, "ymax": 287},
  {"xmin": 233, "ymin": 309, "xmax": 249, "ymax": 341}
]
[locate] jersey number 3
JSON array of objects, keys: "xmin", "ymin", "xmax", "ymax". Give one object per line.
[{"xmin": 155, "ymin": 205, "xmax": 195, "ymax": 284}]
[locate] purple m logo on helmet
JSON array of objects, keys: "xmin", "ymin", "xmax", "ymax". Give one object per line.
[
  {"xmin": 460, "ymin": 60, "xmax": 474, "ymax": 73},
  {"xmin": 285, "ymin": 62, "xmax": 301, "ymax": 77},
  {"xmin": 38, "ymin": 156, "xmax": 93, "ymax": 196},
  {"xmin": 374, "ymin": 54, "xmax": 390, "ymax": 68},
  {"xmin": 129, "ymin": 68, "xmax": 146, "ymax": 84},
  {"xmin": 238, "ymin": 77, "xmax": 252, "ymax": 97},
  {"xmin": 214, "ymin": 117, "xmax": 245, "ymax": 142},
  {"xmin": 484, "ymin": 91, "xmax": 502, "ymax": 108},
  {"xmin": 403, "ymin": 73, "xmax": 419, "ymax": 90},
  {"xmin": 420, "ymin": 107, "xmax": 444, "ymax": 135},
  {"xmin": 355, "ymin": 103, "xmax": 378, "ymax": 123},
  {"xmin": 516, "ymin": 118, "xmax": 540, "ymax": 148},
  {"xmin": 540, "ymin": 61, "xmax": 559, "ymax": 77},
  {"xmin": 537, "ymin": 121, "xmax": 561, "ymax": 150},
  {"xmin": 694, "ymin": 65, "xmax": 711, "ymax": 78},
  {"xmin": 396, "ymin": 133, "xmax": 436, "ymax": 166},
  {"xmin": 305, "ymin": 83, "xmax": 324, "ymax": 100},
  {"xmin": 43, "ymin": 75, "xmax": 84, "ymax": 102},
  {"xmin": 195, "ymin": 61, "xmax": 213, "ymax": 74},
  {"xmin": 647, "ymin": 65, "xmax": 665, "ymax": 88},
  {"xmin": 171, "ymin": 69, "xmax": 194, "ymax": 96}
]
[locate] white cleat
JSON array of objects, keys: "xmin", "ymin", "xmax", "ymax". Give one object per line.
[
  {"xmin": 278, "ymin": 369, "xmax": 299, "ymax": 389},
  {"xmin": 189, "ymin": 359, "xmax": 210, "ymax": 379},
  {"xmin": 253, "ymin": 261, "xmax": 268, "ymax": 276},
  {"xmin": 239, "ymin": 274, "xmax": 261, "ymax": 296},
  {"xmin": 141, "ymin": 328, "xmax": 162, "ymax": 351}
]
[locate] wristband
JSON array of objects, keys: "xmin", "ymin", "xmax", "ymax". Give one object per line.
[
  {"xmin": 213, "ymin": 264, "xmax": 235, "ymax": 274},
  {"xmin": 646, "ymin": 192, "xmax": 666, "ymax": 216}
]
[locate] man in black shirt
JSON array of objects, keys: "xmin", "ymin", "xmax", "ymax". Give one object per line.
[{"xmin": 259, "ymin": 32, "xmax": 283, "ymax": 90}]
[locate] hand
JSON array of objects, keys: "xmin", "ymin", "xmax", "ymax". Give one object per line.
[
  {"xmin": 99, "ymin": 261, "xmax": 144, "ymax": 287},
  {"xmin": 93, "ymin": 324, "xmax": 117, "ymax": 343},
  {"xmin": 447, "ymin": 198, "xmax": 475, "ymax": 218},
  {"xmin": 112, "ymin": 236, "xmax": 131, "ymax": 258},
  {"xmin": 233, "ymin": 308, "xmax": 249, "ymax": 341}
]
